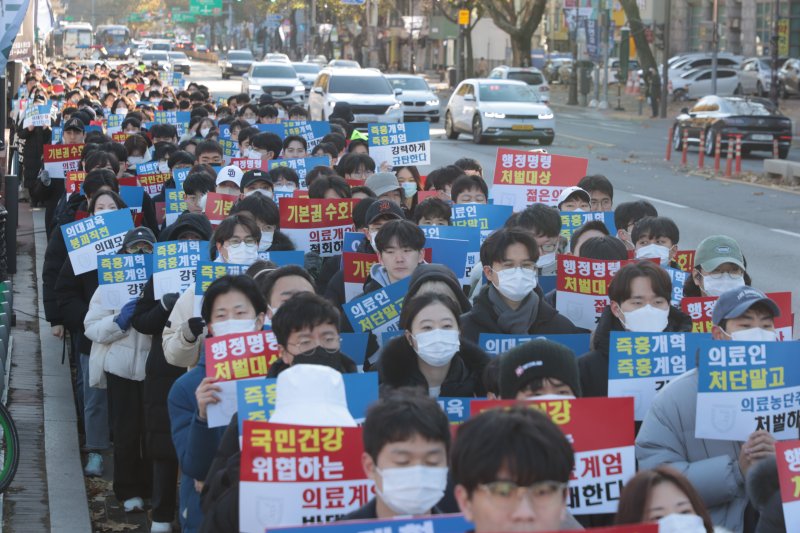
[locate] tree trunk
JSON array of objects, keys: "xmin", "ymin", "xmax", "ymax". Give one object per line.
[
  {"xmin": 510, "ymin": 31, "xmax": 533, "ymax": 67},
  {"xmin": 620, "ymin": 0, "xmax": 658, "ymax": 84},
  {"xmin": 465, "ymin": 30, "xmax": 474, "ymax": 77}
]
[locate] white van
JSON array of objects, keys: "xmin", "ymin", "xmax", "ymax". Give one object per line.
[{"xmin": 307, "ymin": 68, "xmax": 403, "ymax": 125}]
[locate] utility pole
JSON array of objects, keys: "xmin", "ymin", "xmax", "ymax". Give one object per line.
[
  {"xmin": 600, "ymin": 0, "xmax": 609, "ymax": 109},
  {"xmin": 659, "ymin": 0, "xmax": 671, "ymax": 118},
  {"xmin": 710, "ymin": 0, "xmax": 719, "ymax": 94},
  {"xmin": 770, "ymin": 0, "xmax": 780, "ymax": 105},
  {"xmin": 567, "ymin": 12, "xmax": 579, "ymax": 105},
  {"xmin": 409, "ymin": 0, "xmax": 416, "ymax": 73}
]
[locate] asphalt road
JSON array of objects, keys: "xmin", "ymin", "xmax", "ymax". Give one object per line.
[{"xmin": 188, "ymin": 62, "xmax": 800, "ymax": 325}]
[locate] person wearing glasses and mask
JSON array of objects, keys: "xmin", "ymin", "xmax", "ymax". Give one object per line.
[
  {"xmin": 578, "ymin": 174, "xmax": 614, "ymax": 212},
  {"xmin": 683, "ymin": 235, "xmax": 752, "ymax": 298}
]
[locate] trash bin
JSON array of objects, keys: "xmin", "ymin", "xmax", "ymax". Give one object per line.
[{"xmin": 447, "ymin": 67, "xmax": 457, "ymax": 88}]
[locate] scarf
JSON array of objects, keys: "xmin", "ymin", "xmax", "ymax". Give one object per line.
[{"xmin": 487, "ymin": 285, "xmax": 540, "ymax": 334}]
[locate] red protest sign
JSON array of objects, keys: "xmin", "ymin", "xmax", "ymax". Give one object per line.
[
  {"xmin": 674, "ymin": 250, "xmax": 696, "ymax": 272},
  {"xmin": 343, "ymin": 252, "xmax": 378, "ymax": 302},
  {"xmin": 66, "ymin": 171, "xmax": 87, "ymax": 194},
  {"xmin": 230, "ymin": 158, "xmax": 269, "ymax": 171},
  {"xmin": 117, "ymin": 177, "xmax": 139, "ymax": 187},
  {"xmin": 111, "ymin": 131, "xmax": 131, "ymax": 143},
  {"xmin": 204, "ymin": 192, "xmax": 239, "ymax": 226},
  {"xmin": 280, "ymin": 198, "xmax": 358, "ymax": 257},
  {"xmin": 204, "ymin": 331, "xmax": 280, "ymax": 381},
  {"xmin": 681, "ymin": 291, "xmax": 793, "ymax": 338},
  {"xmin": 416, "ymin": 189, "xmax": 440, "ymax": 203},
  {"xmin": 43, "ymin": 144, "xmax": 84, "ymax": 179},
  {"xmin": 776, "ymin": 439, "xmax": 800, "ymax": 528}
]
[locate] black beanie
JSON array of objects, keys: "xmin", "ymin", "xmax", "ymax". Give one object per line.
[{"xmin": 498, "ymin": 339, "xmax": 581, "ymax": 399}]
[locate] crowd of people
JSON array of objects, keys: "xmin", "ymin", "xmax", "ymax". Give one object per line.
[{"xmin": 6, "ymin": 57, "xmax": 794, "ymax": 533}]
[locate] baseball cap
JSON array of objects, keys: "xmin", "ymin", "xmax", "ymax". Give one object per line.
[
  {"xmin": 121, "ymin": 227, "xmax": 156, "ymax": 250},
  {"xmin": 240, "ymin": 169, "xmax": 271, "ymax": 191},
  {"xmin": 63, "ymin": 117, "xmax": 85, "ymax": 132},
  {"xmin": 694, "ymin": 235, "xmax": 746, "ymax": 272},
  {"xmin": 498, "ymin": 339, "xmax": 581, "ymax": 399},
  {"xmin": 557, "ymin": 186, "xmax": 591, "ymax": 208},
  {"xmin": 216, "ymin": 165, "xmax": 244, "ymax": 188},
  {"xmin": 711, "ymin": 286, "xmax": 780, "ymax": 325},
  {"xmin": 365, "ymin": 172, "xmax": 401, "ymax": 198},
  {"xmin": 364, "ymin": 199, "xmax": 405, "ymax": 226}
]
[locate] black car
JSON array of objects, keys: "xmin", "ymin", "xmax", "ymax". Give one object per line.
[
  {"xmin": 219, "ymin": 49, "xmax": 255, "ymax": 79},
  {"xmin": 672, "ymin": 95, "xmax": 792, "ymax": 159}
]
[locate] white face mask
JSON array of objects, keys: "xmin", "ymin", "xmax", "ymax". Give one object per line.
[
  {"xmin": 493, "ymin": 267, "xmax": 538, "ymax": 302},
  {"xmin": 245, "ymin": 117, "xmax": 256, "ymax": 125},
  {"xmin": 537, "ymin": 252, "xmax": 556, "ymax": 268},
  {"xmin": 274, "ymin": 185, "xmax": 296, "ymax": 194},
  {"xmin": 94, "ymin": 208, "xmax": 116, "ymax": 216},
  {"xmin": 621, "ymin": 304, "xmax": 669, "ymax": 332},
  {"xmin": 658, "ymin": 514, "xmax": 706, "ymax": 533},
  {"xmin": 200, "ymin": 127, "xmax": 211, "ymax": 137},
  {"xmin": 158, "ymin": 160, "xmax": 170, "ymax": 174},
  {"xmin": 636, "ymin": 243, "xmax": 671, "ymax": 267},
  {"xmin": 225, "ymin": 242, "xmax": 259, "ymax": 265},
  {"xmin": 728, "ymin": 327, "xmax": 778, "ymax": 342},
  {"xmin": 702, "ymin": 273, "xmax": 745, "ymax": 297},
  {"xmin": 400, "ymin": 181, "xmax": 417, "ymax": 197},
  {"xmin": 259, "ymin": 231, "xmax": 274, "ymax": 252},
  {"xmin": 116, "ymin": 107, "xmax": 128, "ymax": 115},
  {"xmin": 198, "ymin": 193, "xmax": 208, "ymax": 211},
  {"xmin": 376, "ymin": 465, "xmax": 448, "ymax": 516},
  {"xmin": 211, "ymin": 318, "xmax": 257, "ymax": 337},
  {"xmin": 245, "ymin": 148, "xmax": 261, "ymax": 159},
  {"xmin": 246, "ymin": 188, "xmax": 273, "ymax": 199},
  {"xmin": 413, "ymin": 329, "xmax": 460, "ymax": 367},
  {"xmin": 369, "ymin": 231, "xmax": 379, "ymax": 245},
  {"xmin": 128, "ymin": 155, "xmax": 145, "ymax": 167}
]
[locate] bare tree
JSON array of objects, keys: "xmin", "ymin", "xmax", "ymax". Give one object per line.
[
  {"xmin": 619, "ymin": 0, "xmax": 658, "ymax": 82},
  {"xmin": 482, "ymin": 0, "xmax": 546, "ymax": 67}
]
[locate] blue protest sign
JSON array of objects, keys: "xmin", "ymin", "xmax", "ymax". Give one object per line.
[
  {"xmin": 268, "ymin": 156, "xmax": 331, "ymax": 188},
  {"xmin": 173, "ymin": 167, "xmax": 190, "ymax": 191},
  {"xmin": 345, "ymin": 278, "xmax": 410, "ymax": 340},
  {"xmin": 451, "ymin": 203, "xmax": 513, "ymax": 242},
  {"xmin": 368, "ymin": 122, "xmax": 431, "ymax": 167},
  {"xmin": 666, "ymin": 267, "xmax": 689, "ymax": 307},
  {"xmin": 479, "ymin": 333, "xmax": 591, "ymax": 357},
  {"xmin": 257, "ymin": 250, "xmax": 305, "ymax": 266},
  {"xmin": 165, "ymin": 188, "xmax": 186, "ymax": 226},
  {"xmin": 97, "ymin": 253, "xmax": 153, "ymax": 309},
  {"xmin": 153, "ymin": 240, "xmax": 209, "ymax": 298},
  {"xmin": 61, "ymin": 209, "xmax": 135, "ymax": 275},
  {"xmin": 283, "ymin": 120, "xmax": 331, "ymax": 148},
  {"xmin": 339, "ymin": 333, "xmax": 369, "ymax": 370},
  {"xmin": 437, "ymin": 398, "xmax": 471, "ymax": 423},
  {"xmin": 268, "ymin": 514, "xmax": 473, "ymax": 533},
  {"xmin": 343, "ymin": 232, "xmax": 366, "ymax": 253},
  {"xmin": 425, "ymin": 236, "xmax": 470, "ymax": 281},
  {"xmin": 153, "ymin": 110, "xmax": 191, "ymax": 125},
  {"xmin": 560, "ymin": 211, "xmax": 617, "ymax": 242},
  {"xmin": 119, "ymin": 186, "xmax": 144, "ymax": 213},
  {"xmin": 256, "ymin": 123, "xmax": 285, "ymax": 137},
  {"xmin": 420, "ymin": 225, "xmax": 481, "ymax": 281}
]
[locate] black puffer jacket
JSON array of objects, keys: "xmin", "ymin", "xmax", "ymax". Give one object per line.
[
  {"xmin": 577, "ymin": 305, "xmax": 693, "ymax": 398},
  {"xmin": 54, "ymin": 259, "xmax": 99, "ymax": 355},
  {"xmin": 378, "ymin": 334, "xmax": 490, "ymax": 397}
]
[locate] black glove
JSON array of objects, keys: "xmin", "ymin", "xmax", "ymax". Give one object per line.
[
  {"xmin": 181, "ymin": 316, "xmax": 206, "ymax": 342},
  {"xmin": 160, "ymin": 292, "xmax": 179, "ymax": 312}
]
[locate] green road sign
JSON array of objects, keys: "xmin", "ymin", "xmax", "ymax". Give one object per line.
[{"xmin": 172, "ymin": 10, "xmax": 197, "ymax": 23}]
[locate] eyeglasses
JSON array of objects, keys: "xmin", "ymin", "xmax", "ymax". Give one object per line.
[
  {"xmin": 477, "ymin": 480, "xmax": 567, "ymax": 509},
  {"xmin": 539, "ymin": 242, "xmax": 558, "ymax": 254},
  {"xmin": 590, "ymin": 198, "xmax": 612, "ymax": 210},
  {"xmin": 127, "ymin": 243, "xmax": 153, "ymax": 254},
  {"xmin": 288, "ymin": 336, "xmax": 341, "ymax": 356},
  {"xmin": 703, "ymin": 269, "xmax": 744, "ymax": 280},
  {"xmin": 226, "ymin": 237, "xmax": 258, "ymax": 247}
]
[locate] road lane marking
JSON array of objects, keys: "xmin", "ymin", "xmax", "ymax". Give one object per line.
[
  {"xmin": 771, "ymin": 228, "xmax": 800, "ymax": 239},
  {"xmin": 631, "ymin": 194, "xmax": 688, "ymax": 209},
  {"xmin": 557, "ymin": 133, "xmax": 615, "ymax": 147}
]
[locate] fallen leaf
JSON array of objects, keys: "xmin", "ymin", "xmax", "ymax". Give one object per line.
[{"xmin": 95, "ymin": 520, "xmax": 139, "ymax": 532}]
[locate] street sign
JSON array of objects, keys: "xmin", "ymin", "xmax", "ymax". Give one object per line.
[
  {"xmin": 458, "ymin": 9, "xmax": 470, "ymax": 26},
  {"xmin": 778, "ymin": 18, "xmax": 789, "ymax": 57},
  {"xmin": 172, "ymin": 11, "xmax": 196, "ymax": 23},
  {"xmin": 189, "ymin": 0, "xmax": 222, "ymax": 16}
]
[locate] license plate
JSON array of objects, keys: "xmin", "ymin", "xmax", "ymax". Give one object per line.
[
  {"xmin": 272, "ymin": 91, "xmax": 286, "ymax": 96},
  {"xmin": 356, "ymin": 114, "xmax": 380, "ymax": 122},
  {"xmin": 512, "ymin": 124, "xmax": 534, "ymax": 131},
  {"xmin": 751, "ymin": 134, "xmax": 772, "ymax": 141}
]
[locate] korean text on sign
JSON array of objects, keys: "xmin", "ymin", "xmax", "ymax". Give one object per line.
[
  {"xmin": 696, "ymin": 339, "xmax": 800, "ymax": 441},
  {"xmin": 344, "ymin": 278, "xmax": 410, "ymax": 344},
  {"xmin": 342, "ymin": 252, "xmax": 378, "ymax": 303},
  {"xmin": 283, "ymin": 121, "xmax": 332, "ymax": 149},
  {"xmin": 43, "ymin": 143, "xmax": 84, "ymax": 179},
  {"xmin": 479, "ymin": 333, "xmax": 590, "ymax": 358},
  {"xmin": 193, "ymin": 261, "xmax": 249, "ymax": 315},
  {"xmin": 556, "ymin": 255, "xmax": 630, "ymax": 331},
  {"xmin": 96, "ymin": 253, "xmax": 153, "ymax": 310},
  {"xmin": 682, "ymin": 292, "xmax": 794, "ymax": 340},
  {"xmin": 776, "ymin": 440, "xmax": 800, "ymax": 530},
  {"xmin": 164, "ymin": 188, "xmax": 186, "ymax": 226},
  {"xmin": 61, "ymin": 209, "xmax": 135, "ymax": 275},
  {"xmin": 152, "ymin": 240, "xmax": 209, "ymax": 298},
  {"xmin": 268, "ymin": 156, "xmax": 331, "ymax": 188},
  {"xmin": 280, "ymin": 198, "xmax": 357, "ymax": 257},
  {"xmin": 560, "ymin": 211, "xmax": 617, "ymax": 242},
  {"xmin": 367, "ymin": 122, "xmax": 431, "ymax": 168},
  {"xmin": 450, "ymin": 203, "xmax": 513, "ymax": 243},
  {"xmin": 203, "ymin": 192, "xmax": 238, "ymax": 226}
]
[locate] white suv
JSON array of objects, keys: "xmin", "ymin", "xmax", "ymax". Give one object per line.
[
  {"xmin": 241, "ymin": 62, "xmax": 306, "ymax": 104},
  {"xmin": 307, "ymin": 68, "xmax": 403, "ymax": 125},
  {"xmin": 488, "ymin": 66, "xmax": 550, "ymax": 103}
]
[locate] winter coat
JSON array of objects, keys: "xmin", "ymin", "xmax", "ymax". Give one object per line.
[
  {"xmin": 83, "ymin": 289, "xmax": 152, "ymax": 387},
  {"xmin": 577, "ymin": 305, "xmax": 692, "ymax": 398},
  {"xmin": 131, "ymin": 277, "xmax": 185, "ymax": 460},
  {"xmin": 378, "ymin": 334, "xmax": 490, "ymax": 397},
  {"xmin": 747, "ymin": 456, "xmax": 785, "ymax": 533},
  {"xmin": 168, "ymin": 355, "xmax": 226, "ymax": 533},
  {"xmin": 54, "ymin": 259, "xmax": 98, "ymax": 355},
  {"xmin": 636, "ymin": 369, "xmax": 747, "ymax": 532},
  {"xmin": 16, "ymin": 124, "xmax": 51, "ymax": 184},
  {"xmin": 267, "ymin": 230, "xmax": 295, "ymax": 251},
  {"xmin": 162, "ymin": 282, "xmax": 202, "ymax": 367},
  {"xmin": 460, "ymin": 285, "xmax": 584, "ymax": 344},
  {"xmin": 199, "ymin": 416, "xmax": 240, "ymax": 533}
]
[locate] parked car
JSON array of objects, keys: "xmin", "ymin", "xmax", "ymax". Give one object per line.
[
  {"xmin": 291, "ymin": 62, "xmax": 322, "ymax": 95},
  {"xmin": 328, "ymin": 59, "xmax": 361, "ymax": 69},
  {"xmin": 263, "ymin": 52, "xmax": 291, "ymax": 63},
  {"xmin": 672, "ymin": 95, "xmax": 792, "ymax": 159},
  {"xmin": 487, "ymin": 65, "xmax": 550, "ymax": 103},
  {"xmin": 669, "ymin": 67, "xmax": 740, "ymax": 100},
  {"xmin": 168, "ymin": 52, "xmax": 191, "ymax": 74},
  {"xmin": 308, "ymin": 67, "xmax": 402, "ymax": 124},
  {"xmin": 738, "ymin": 57, "xmax": 785, "ymax": 96},
  {"xmin": 445, "ymin": 79, "xmax": 555, "ymax": 145},
  {"xmin": 544, "ymin": 57, "xmax": 572, "ymax": 83},
  {"xmin": 385, "ymin": 74, "xmax": 440, "ymax": 122},
  {"xmin": 219, "ymin": 49, "xmax": 255, "ymax": 79},
  {"xmin": 302, "ymin": 54, "xmax": 328, "ymax": 67},
  {"xmin": 241, "ymin": 62, "xmax": 306, "ymax": 104},
  {"xmin": 779, "ymin": 58, "xmax": 800, "ymax": 98}
]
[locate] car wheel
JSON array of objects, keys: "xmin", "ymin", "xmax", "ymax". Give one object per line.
[
  {"xmin": 444, "ymin": 112, "xmax": 459, "ymax": 140},
  {"xmin": 704, "ymin": 127, "xmax": 719, "ymax": 156},
  {"xmin": 472, "ymin": 116, "xmax": 485, "ymax": 144},
  {"xmin": 672, "ymin": 89, "xmax": 687, "ymax": 102},
  {"xmin": 757, "ymin": 81, "xmax": 765, "ymax": 96},
  {"xmin": 540, "ymin": 136, "xmax": 554, "ymax": 146},
  {"xmin": 672, "ymin": 125, "xmax": 684, "ymax": 151},
  {"xmin": 779, "ymin": 146, "xmax": 790, "ymax": 159},
  {"xmin": 734, "ymin": 83, "xmax": 743, "ymax": 95}
]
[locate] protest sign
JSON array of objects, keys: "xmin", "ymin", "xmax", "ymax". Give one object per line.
[
  {"xmin": 153, "ymin": 110, "xmax": 191, "ymax": 125},
  {"xmin": 220, "ymin": 138, "xmax": 239, "ymax": 162},
  {"xmin": 674, "ymin": 250, "xmax": 696, "ymax": 273},
  {"xmin": 283, "ymin": 120, "xmax": 331, "ymax": 149},
  {"xmin": 342, "ymin": 252, "xmax": 378, "ymax": 302},
  {"xmin": 135, "ymin": 161, "xmax": 171, "ymax": 197},
  {"xmin": 229, "ymin": 157, "xmax": 268, "ymax": 171},
  {"xmin": 193, "ymin": 261, "xmax": 250, "ymax": 314},
  {"xmin": 437, "ymin": 398, "xmax": 471, "ymax": 423},
  {"xmin": 696, "ymin": 339, "xmax": 800, "ymax": 441},
  {"xmin": 237, "ymin": 372, "xmax": 379, "ymax": 433},
  {"xmin": 153, "ymin": 240, "xmax": 209, "ymax": 298},
  {"xmin": 344, "ymin": 278, "xmax": 410, "ymax": 343},
  {"xmin": 65, "ymin": 170, "xmax": 87, "ymax": 194},
  {"xmin": 471, "ymin": 397, "xmax": 635, "ymax": 514},
  {"xmin": 61, "ymin": 209, "xmax": 134, "ymax": 275},
  {"xmin": 608, "ymin": 332, "xmax": 702, "ymax": 420},
  {"xmin": 172, "ymin": 167, "xmax": 190, "ymax": 192},
  {"xmin": 556, "ymin": 255, "xmax": 627, "ymax": 331},
  {"xmin": 367, "ymin": 122, "xmax": 431, "ymax": 168},
  {"xmin": 561, "ymin": 211, "xmax": 617, "ymax": 242},
  {"xmin": 204, "ymin": 330, "xmax": 281, "ymax": 427},
  {"xmin": 269, "ymin": 156, "xmax": 331, "ymax": 188},
  {"xmin": 257, "ymin": 250, "xmax": 305, "ymax": 266},
  {"xmin": 419, "ymin": 225, "xmax": 481, "ymax": 280},
  {"xmin": 51, "ymin": 126, "xmax": 62, "ymax": 144},
  {"xmin": 111, "ymin": 131, "xmax": 129, "ymax": 143},
  {"xmin": 681, "ymin": 292, "xmax": 794, "ymax": 340},
  {"xmin": 164, "ymin": 188, "xmax": 186, "ymax": 226},
  {"xmin": 22, "ymin": 102, "xmax": 52, "ymax": 127},
  {"xmin": 425, "ymin": 236, "xmax": 470, "ymax": 284},
  {"xmin": 96, "ymin": 253, "xmax": 153, "ymax": 309},
  {"xmin": 342, "ymin": 232, "xmax": 366, "ymax": 254},
  {"xmin": 119, "ymin": 186, "xmax": 145, "ymax": 214},
  {"xmin": 776, "ymin": 439, "xmax": 800, "ymax": 530},
  {"xmin": 479, "ymin": 333, "xmax": 591, "ymax": 357},
  {"xmin": 239, "ymin": 421, "xmax": 374, "ymax": 532},
  {"xmin": 105, "ymin": 113, "xmax": 125, "ymax": 134},
  {"xmin": 280, "ymin": 198, "xmax": 357, "ymax": 257},
  {"xmin": 450, "ymin": 203, "xmax": 513, "ymax": 243},
  {"xmin": 203, "ymin": 192, "xmax": 238, "ymax": 226},
  {"xmin": 490, "ymin": 148, "xmax": 589, "ymax": 210},
  {"xmin": 666, "ymin": 267, "xmax": 688, "ymax": 307},
  {"xmin": 268, "ymin": 514, "xmax": 473, "ymax": 533},
  {"xmin": 43, "ymin": 143, "xmax": 83, "ymax": 179},
  {"xmin": 339, "ymin": 333, "xmax": 369, "ymax": 371}
]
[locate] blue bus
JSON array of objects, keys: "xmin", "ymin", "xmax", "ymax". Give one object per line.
[{"xmin": 96, "ymin": 24, "xmax": 132, "ymax": 59}]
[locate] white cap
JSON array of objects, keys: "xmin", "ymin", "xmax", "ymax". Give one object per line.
[
  {"xmin": 556, "ymin": 186, "xmax": 591, "ymax": 207},
  {"xmin": 269, "ymin": 365, "xmax": 357, "ymax": 427},
  {"xmin": 216, "ymin": 165, "xmax": 244, "ymax": 188}
]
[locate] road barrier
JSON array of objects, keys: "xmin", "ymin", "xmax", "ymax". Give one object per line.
[
  {"xmin": 666, "ymin": 125, "xmax": 674, "ymax": 161},
  {"xmin": 713, "ymin": 133, "xmax": 722, "ymax": 174},
  {"xmin": 773, "ymin": 138, "xmax": 779, "ymax": 159},
  {"xmin": 697, "ymin": 130, "xmax": 705, "ymax": 169},
  {"xmin": 735, "ymin": 135, "xmax": 742, "ymax": 175},
  {"xmin": 681, "ymin": 128, "xmax": 688, "ymax": 166},
  {"xmin": 725, "ymin": 136, "xmax": 734, "ymax": 177}
]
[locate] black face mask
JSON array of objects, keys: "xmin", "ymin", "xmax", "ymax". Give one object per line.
[{"xmin": 291, "ymin": 346, "xmax": 347, "ymax": 372}]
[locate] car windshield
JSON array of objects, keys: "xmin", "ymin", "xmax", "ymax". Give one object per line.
[
  {"xmin": 330, "ymin": 76, "xmax": 390, "ymax": 94},
  {"xmin": 228, "ymin": 52, "xmax": 253, "ymax": 60},
  {"xmin": 251, "ymin": 65, "xmax": 296, "ymax": 78},
  {"xmin": 722, "ymin": 99, "xmax": 773, "ymax": 116},
  {"xmin": 478, "ymin": 83, "xmax": 540, "ymax": 102},
  {"xmin": 292, "ymin": 64, "xmax": 320, "ymax": 74},
  {"xmin": 169, "ymin": 53, "xmax": 187, "ymax": 60},
  {"xmin": 388, "ymin": 77, "xmax": 429, "ymax": 91},
  {"xmin": 142, "ymin": 53, "xmax": 167, "ymax": 61},
  {"xmin": 507, "ymin": 71, "xmax": 544, "ymax": 85}
]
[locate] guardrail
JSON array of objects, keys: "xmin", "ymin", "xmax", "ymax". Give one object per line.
[{"xmin": 1, "ymin": 148, "xmax": 18, "ymax": 279}]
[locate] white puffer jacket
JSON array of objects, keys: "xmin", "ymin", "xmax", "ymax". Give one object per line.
[{"xmin": 84, "ymin": 289, "xmax": 152, "ymax": 387}]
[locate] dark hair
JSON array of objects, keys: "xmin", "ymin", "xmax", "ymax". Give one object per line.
[
  {"xmin": 153, "ymin": 141, "xmax": 179, "ymax": 161},
  {"xmin": 210, "ymin": 214, "xmax": 262, "ymax": 259},
  {"xmin": 350, "ymin": 186, "xmax": 377, "ymax": 199},
  {"xmin": 183, "ymin": 171, "xmax": 216, "ymax": 196},
  {"xmin": 363, "ymin": 389, "xmax": 451, "ymax": 461},
  {"xmin": 450, "ymin": 174, "xmax": 488, "ymax": 202},
  {"xmin": 272, "ymin": 292, "xmax": 340, "ymax": 347},
  {"xmin": 123, "ymin": 134, "xmax": 149, "ymax": 157},
  {"xmin": 426, "ymin": 165, "xmax": 465, "ymax": 191},
  {"xmin": 579, "ymin": 235, "xmax": 629, "ymax": 261},
  {"xmin": 480, "ymin": 227, "xmax": 540, "ymax": 266},
  {"xmin": 237, "ymin": 103, "xmax": 258, "ymax": 117},
  {"xmin": 195, "ymin": 139, "xmax": 223, "ymax": 157},
  {"xmin": 237, "ymin": 126, "xmax": 260, "ymax": 145},
  {"xmin": 267, "ymin": 166, "xmax": 300, "ymax": 187},
  {"xmin": 609, "ymin": 260, "xmax": 672, "ymax": 304},
  {"xmin": 347, "ymin": 139, "xmax": 369, "ymax": 153},
  {"xmin": 451, "ymin": 406, "xmax": 574, "ymax": 494},
  {"xmin": 481, "ymin": 357, "xmax": 501, "ymax": 396},
  {"xmin": 413, "ymin": 197, "xmax": 452, "ymax": 224},
  {"xmin": 569, "ymin": 220, "xmax": 610, "ymax": 253},
  {"xmin": 230, "ymin": 194, "xmax": 281, "ymax": 227},
  {"xmin": 257, "ymin": 105, "xmax": 279, "ymax": 119},
  {"xmin": 150, "ymin": 123, "xmax": 178, "ymax": 140},
  {"xmin": 309, "ymin": 176, "xmax": 351, "ymax": 199},
  {"xmin": 375, "ymin": 219, "xmax": 426, "ymax": 253},
  {"xmin": 614, "ymin": 200, "xmax": 658, "ymax": 232},
  {"xmin": 257, "ymin": 265, "xmax": 315, "ymax": 306},
  {"xmin": 201, "ymin": 275, "xmax": 267, "ymax": 324},
  {"xmin": 251, "ymin": 132, "xmax": 283, "ymax": 156},
  {"xmin": 614, "ymin": 466, "xmax": 714, "ymax": 533},
  {"xmin": 321, "ymin": 132, "xmax": 346, "ymax": 153},
  {"xmin": 89, "ymin": 189, "xmax": 127, "ymax": 213},
  {"xmin": 577, "ymin": 174, "xmax": 613, "ymax": 200},
  {"xmin": 505, "ymin": 203, "xmax": 562, "ymax": 238},
  {"xmin": 453, "ymin": 157, "xmax": 483, "ymax": 176},
  {"xmin": 282, "ymin": 134, "xmax": 308, "ymax": 151},
  {"xmin": 100, "ymin": 142, "xmax": 128, "ymax": 164},
  {"xmin": 305, "ymin": 166, "xmax": 338, "ymax": 187},
  {"xmin": 337, "ymin": 153, "xmax": 376, "ymax": 177},
  {"xmin": 399, "ymin": 293, "xmax": 461, "ymax": 331},
  {"xmin": 84, "ymin": 151, "xmax": 120, "ymax": 174},
  {"xmin": 168, "ymin": 150, "xmax": 196, "ymax": 169},
  {"xmin": 84, "ymin": 169, "xmax": 119, "ymax": 197},
  {"xmin": 631, "ymin": 216, "xmax": 680, "ymax": 246},
  {"xmin": 311, "ymin": 142, "xmax": 338, "ymax": 162}
]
